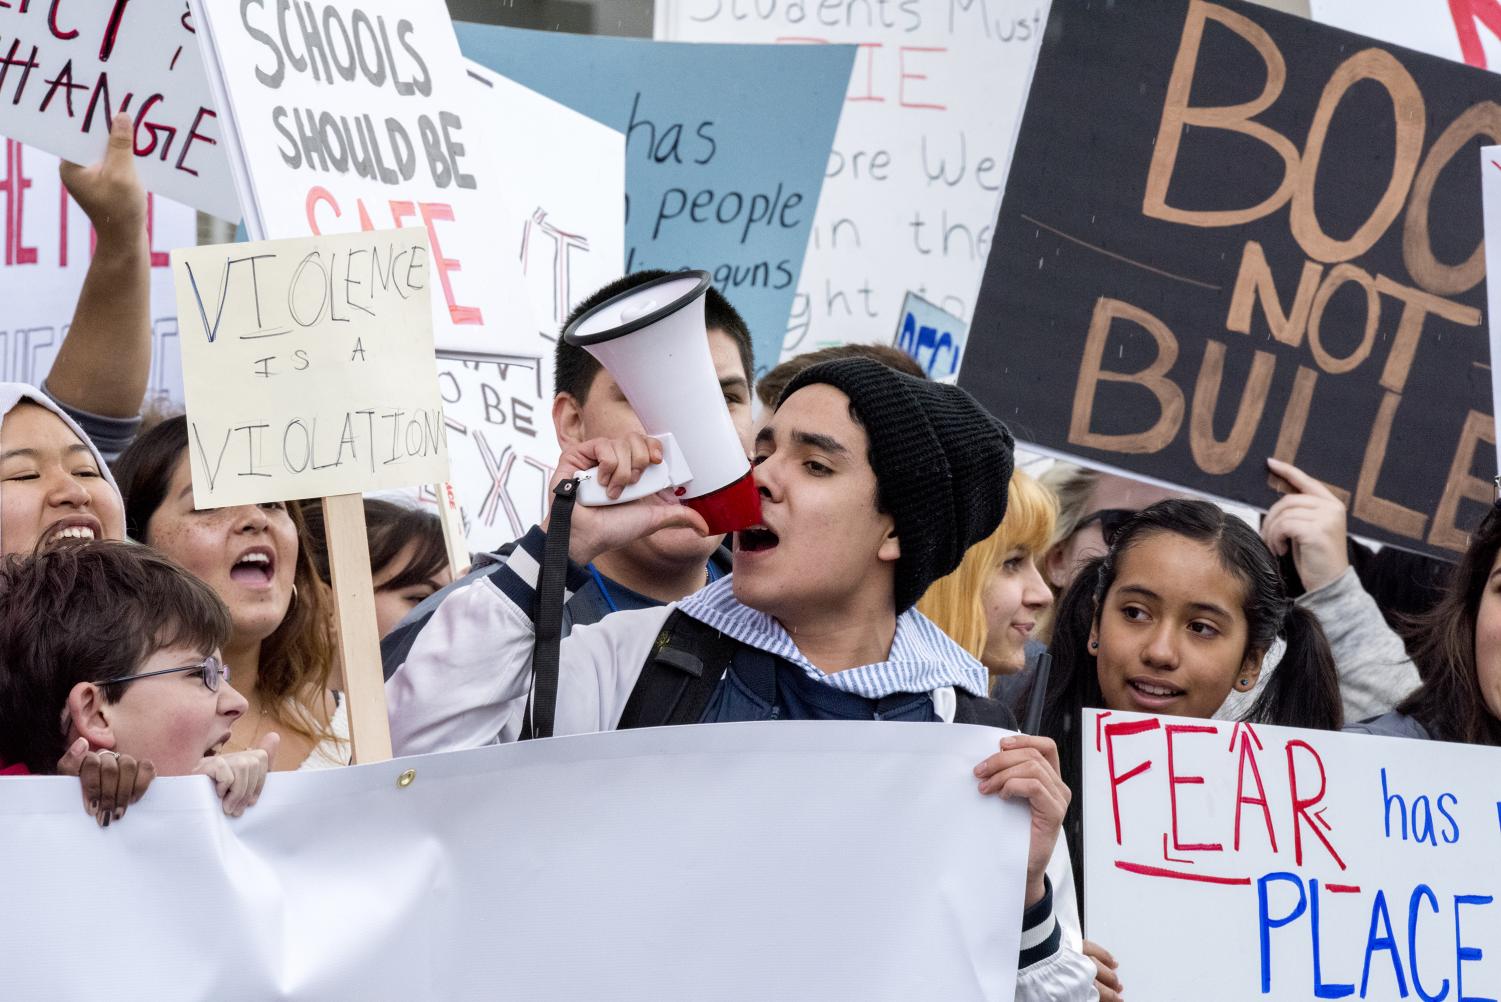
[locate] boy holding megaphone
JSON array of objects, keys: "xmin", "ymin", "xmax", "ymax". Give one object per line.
[
  {"xmin": 386, "ymin": 294, "xmax": 1094, "ymax": 994},
  {"xmin": 380, "ymin": 270, "xmax": 755, "ymax": 676}
]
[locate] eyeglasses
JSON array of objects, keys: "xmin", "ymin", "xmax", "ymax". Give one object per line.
[
  {"xmin": 1076, "ymin": 508, "xmax": 1137, "ymax": 548},
  {"xmin": 97, "ymin": 656, "xmax": 230, "ymax": 693}
]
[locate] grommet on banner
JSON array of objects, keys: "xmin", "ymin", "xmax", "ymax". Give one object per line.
[{"xmin": 397, "ymin": 769, "xmax": 416, "ymax": 788}]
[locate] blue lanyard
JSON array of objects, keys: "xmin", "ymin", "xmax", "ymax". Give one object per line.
[{"xmin": 587, "ymin": 560, "xmax": 722, "ymax": 615}]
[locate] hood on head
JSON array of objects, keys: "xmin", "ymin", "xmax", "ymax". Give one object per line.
[{"xmin": 0, "ymin": 383, "xmax": 123, "ymax": 554}]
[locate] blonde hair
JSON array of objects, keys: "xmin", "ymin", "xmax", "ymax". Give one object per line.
[{"xmin": 917, "ymin": 469, "xmax": 1058, "ymax": 668}]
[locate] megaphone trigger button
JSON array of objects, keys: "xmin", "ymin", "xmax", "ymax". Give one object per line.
[{"xmin": 674, "ymin": 487, "xmax": 687, "ymax": 497}]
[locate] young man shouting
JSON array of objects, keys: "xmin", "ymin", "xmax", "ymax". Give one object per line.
[{"xmin": 388, "ymin": 358, "xmax": 1095, "ymax": 995}]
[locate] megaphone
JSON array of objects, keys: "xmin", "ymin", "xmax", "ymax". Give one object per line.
[{"xmin": 562, "ymin": 270, "xmax": 761, "ymax": 536}]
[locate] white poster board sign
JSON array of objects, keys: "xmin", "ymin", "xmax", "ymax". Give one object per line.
[
  {"xmin": 189, "ymin": 0, "xmax": 538, "ymax": 364},
  {"xmin": 1084, "ymin": 708, "xmax": 1501, "ymax": 1001},
  {"xmin": 172, "ymin": 227, "xmax": 447, "ymax": 508},
  {"xmin": 656, "ymin": 0, "xmax": 1049, "ymax": 362},
  {"xmin": 893, "ymin": 290, "xmax": 967, "ymax": 380},
  {"xmin": 1482, "ymin": 146, "xmax": 1501, "ymax": 478},
  {"xmin": 1312, "ymin": 0, "xmax": 1501, "ymax": 68},
  {"xmin": 0, "ymin": 139, "xmax": 195, "ymax": 410},
  {"xmin": 418, "ymin": 65, "xmax": 626, "ymax": 550},
  {"xmin": 0, "ymin": 722, "xmax": 1030, "ymax": 1001},
  {"xmin": 0, "ymin": 0, "xmax": 238, "ymax": 220}
]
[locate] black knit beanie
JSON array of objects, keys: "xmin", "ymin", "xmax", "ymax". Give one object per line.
[{"xmin": 779, "ymin": 357, "xmax": 1015, "ymax": 614}]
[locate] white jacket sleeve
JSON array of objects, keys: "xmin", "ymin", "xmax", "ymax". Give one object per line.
[
  {"xmin": 1015, "ymin": 877, "xmax": 1099, "ymax": 1001},
  {"xmin": 386, "ymin": 525, "xmax": 669, "ymax": 755}
]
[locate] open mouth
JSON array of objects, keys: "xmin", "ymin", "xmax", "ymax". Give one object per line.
[
  {"xmin": 1127, "ymin": 679, "xmax": 1185, "ymax": 699},
  {"xmin": 229, "ymin": 548, "xmax": 275, "ymax": 586},
  {"xmin": 204, "ymin": 733, "xmax": 232, "ymax": 758},
  {"xmin": 45, "ymin": 517, "xmax": 102, "ymax": 543},
  {"xmin": 735, "ymin": 526, "xmax": 779, "ymax": 553}
]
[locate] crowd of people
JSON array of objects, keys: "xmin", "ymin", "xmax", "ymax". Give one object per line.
[{"xmin": 2, "ymin": 113, "xmax": 1498, "ymax": 1001}]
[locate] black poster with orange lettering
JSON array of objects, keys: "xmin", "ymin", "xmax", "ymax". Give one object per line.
[{"xmin": 962, "ymin": 0, "xmax": 1501, "ymax": 559}]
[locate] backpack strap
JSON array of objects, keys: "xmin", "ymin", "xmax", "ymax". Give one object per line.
[
  {"xmin": 616, "ymin": 610, "xmax": 737, "ymax": 729},
  {"xmin": 953, "ymin": 690, "xmax": 1020, "ymax": 730}
]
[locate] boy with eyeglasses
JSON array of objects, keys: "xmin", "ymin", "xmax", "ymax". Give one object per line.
[{"xmin": 0, "ymin": 540, "xmax": 276, "ymax": 824}]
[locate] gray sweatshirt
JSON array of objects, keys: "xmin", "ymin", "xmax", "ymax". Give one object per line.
[{"xmin": 1216, "ymin": 567, "xmax": 1420, "ymax": 723}]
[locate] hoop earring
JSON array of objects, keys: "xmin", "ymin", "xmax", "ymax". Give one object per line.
[{"xmin": 289, "ymin": 583, "xmax": 299, "ymax": 610}]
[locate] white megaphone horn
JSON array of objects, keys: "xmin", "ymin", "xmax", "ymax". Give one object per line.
[{"xmin": 562, "ymin": 270, "xmax": 761, "ymax": 536}]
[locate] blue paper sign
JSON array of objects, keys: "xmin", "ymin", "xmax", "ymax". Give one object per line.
[
  {"xmin": 455, "ymin": 22, "xmax": 853, "ymax": 378},
  {"xmin": 894, "ymin": 291, "xmax": 967, "ymax": 380}
]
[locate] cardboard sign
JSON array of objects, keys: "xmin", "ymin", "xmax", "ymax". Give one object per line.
[
  {"xmin": 1313, "ymin": 0, "xmax": 1501, "ymax": 70},
  {"xmin": 962, "ymin": 0, "xmax": 1501, "ymax": 560},
  {"xmin": 190, "ymin": 0, "xmax": 539, "ymax": 363},
  {"xmin": 0, "ymin": 722, "xmax": 1031, "ymax": 1001},
  {"xmin": 655, "ymin": 0, "xmax": 1044, "ymax": 367},
  {"xmin": 457, "ymin": 21, "xmax": 852, "ymax": 380},
  {"xmin": 0, "ymin": 0, "xmax": 238, "ymax": 220},
  {"xmin": 1084, "ymin": 709, "xmax": 1501, "ymax": 1001},
  {"xmin": 0, "ymin": 139, "xmax": 196, "ymax": 409},
  {"xmin": 171, "ymin": 227, "xmax": 447, "ymax": 509},
  {"xmin": 894, "ymin": 291, "xmax": 967, "ymax": 379},
  {"xmin": 423, "ymin": 64, "xmax": 625, "ymax": 551}
]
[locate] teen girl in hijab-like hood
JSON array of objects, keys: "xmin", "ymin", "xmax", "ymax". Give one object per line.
[{"xmin": 0, "ymin": 384, "xmax": 124, "ymax": 556}]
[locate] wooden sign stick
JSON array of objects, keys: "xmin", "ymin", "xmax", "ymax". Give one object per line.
[
  {"xmin": 433, "ymin": 480, "xmax": 472, "ymax": 579},
  {"xmin": 321, "ymin": 493, "xmax": 392, "ymax": 764}
]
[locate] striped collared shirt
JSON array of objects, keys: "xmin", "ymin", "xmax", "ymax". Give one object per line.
[{"xmin": 677, "ymin": 575, "xmax": 989, "ymax": 699}]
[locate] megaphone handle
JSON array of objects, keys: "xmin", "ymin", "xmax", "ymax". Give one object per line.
[
  {"xmin": 574, "ymin": 433, "xmax": 691, "ymax": 507},
  {"xmin": 575, "ymin": 461, "xmax": 676, "ymax": 506}
]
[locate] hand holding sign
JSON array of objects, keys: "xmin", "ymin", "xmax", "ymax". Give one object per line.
[
  {"xmin": 974, "ymin": 733, "xmax": 1071, "ymax": 909},
  {"xmin": 1262, "ymin": 457, "xmax": 1352, "ymax": 593},
  {"xmin": 58, "ymin": 113, "xmax": 145, "ymax": 241}
]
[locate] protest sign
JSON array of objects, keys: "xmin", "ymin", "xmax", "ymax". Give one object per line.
[
  {"xmin": 171, "ymin": 229, "xmax": 446, "ymax": 508},
  {"xmin": 0, "ymin": 139, "xmax": 195, "ymax": 410},
  {"xmin": 173, "ymin": 227, "xmax": 447, "ymax": 762},
  {"xmin": 456, "ymin": 21, "xmax": 852, "ymax": 380},
  {"xmin": 655, "ymin": 0, "xmax": 1043, "ymax": 365},
  {"xmin": 418, "ymin": 63, "xmax": 625, "ymax": 552},
  {"xmin": 1484, "ymin": 149, "xmax": 1501, "ymax": 478},
  {"xmin": 1083, "ymin": 709, "xmax": 1501, "ymax": 1000},
  {"xmin": 962, "ymin": 0, "xmax": 1501, "ymax": 560},
  {"xmin": 189, "ymin": 0, "xmax": 539, "ymax": 364},
  {"xmin": 0, "ymin": 722, "xmax": 1030, "ymax": 1001},
  {"xmin": 1313, "ymin": 0, "xmax": 1501, "ymax": 70},
  {"xmin": 894, "ymin": 291, "xmax": 967, "ymax": 379},
  {"xmin": 0, "ymin": 1, "xmax": 238, "ymax": 220}
]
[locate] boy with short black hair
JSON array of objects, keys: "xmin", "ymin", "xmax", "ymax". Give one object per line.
[
  {"xmin": 381, "ymin": 270, "xmax": 756, "ymax": 674},
  {"xmin": 389, "ymin": 358, "xmax": 1095, "ymax": 995},
  {"xmin": 0, "ymin": 541, "xmax": 277, "ymax": 822}
]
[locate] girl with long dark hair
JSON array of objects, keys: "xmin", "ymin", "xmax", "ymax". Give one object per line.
[{"xmin": 1035, "ymin": 499, "xmax": 1343, "ymax": 900}]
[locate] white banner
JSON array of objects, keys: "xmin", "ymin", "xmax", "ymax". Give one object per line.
[
  {"xmin": 0, "ymin": 139, "xmax": 196, "ymax": 410},
  {"xmin": 1312, "ymin": 0, "xmax": 1501, "ymax": 68},
  {"xmin": 0, "ymin": 722, "xmax": 1029, "ymax": 1001},
  {"xmin": 0, "ymin": 0, "xmax": 239, "ymax": 219},
  {"xmin": 656, "ymin": 0, "xmax": 1049, "ymax": 362},
  {"xmin": 1084, "ymin": 709, "xmax": 1501, "ymax": 1001}
]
